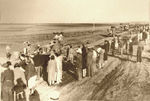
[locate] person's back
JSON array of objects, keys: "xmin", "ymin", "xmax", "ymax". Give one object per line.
[
  {"xmin": 75, "ymin": 53, "xmax": 82, "ymax": 80},
  {"xmin": 2, "ymin": 68, "xmax": 14, "ymax": 87},
  {"xmin": 26, "ymin": 62, "xmax": 36, "ymax": 80},
  {"xmin": 14, "ymin": 63, "xmax": 26, "ymax": 85}
]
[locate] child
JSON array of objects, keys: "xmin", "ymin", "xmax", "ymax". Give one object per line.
[{"xmin": 13, "ymin": 78, "xmax": 27, "ymax": 101}]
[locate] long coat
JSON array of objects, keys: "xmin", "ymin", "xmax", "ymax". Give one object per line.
[
  {"xmin": 55, "ymin": 55, "xmax": 63, "ymax": 83},
  {"xmin": 1, "ymin": 68, "xmax": 14, "ymax": 101},
  {"xmin": 75, "ymin": 53, "xmax": 82, "ymax": 80},
  {"xmin": 97, "ymin": 49, "xmax": 104, "ymax": 67},
  {"xmin": 87, "ymin": 51, "xmax": 93, "ymax": 77},
  {"xmin": 103, "ymin": 42, "xmax": 109, "ymax": 61},
  {"xmin": 92, "ymin": 50, "xmax": 97, "ymax": 74},
  {"xmin": 82, "ymin": 45, "xmax": 88, "ymax": 69},
  {"xmin": 137, "ymin": 42, "xmax": 144, "ymax": 62},
  {"xmin": 129, "ymin": 42, "xmax": 133, "ymax": 55}
]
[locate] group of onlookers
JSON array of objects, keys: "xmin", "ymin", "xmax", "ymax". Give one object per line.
[
  {"xmin": 1, "ymin": 52, "xmax": 37, "ymax": 101},
  {"xmin": 1, "ymin": 24, "xmax": 150, "ymax": 101}
]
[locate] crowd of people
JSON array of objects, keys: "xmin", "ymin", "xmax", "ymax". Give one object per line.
[{"xmin": 1, "ymin": 24, "xmax": 150, "ymax": 101}]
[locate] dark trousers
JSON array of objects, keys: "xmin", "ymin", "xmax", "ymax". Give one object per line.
[{"xmin": 137, "ymin": 52, "xmax": 142, "ymax": 62}]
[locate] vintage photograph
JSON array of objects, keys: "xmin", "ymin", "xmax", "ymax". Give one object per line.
[{"xmin": 0, "ymin": 0, "xmax": 150, "ymax": 101}]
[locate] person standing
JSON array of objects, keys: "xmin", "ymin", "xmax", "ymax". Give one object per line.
[
  {"xmin": 82, "ymin": 44, "xmax": 88, "ymax": 77},
  {"xmin": 125, "ymin": 39, "xmax": 130, "ymax": 55},
  {"xmin": 68, "ymin": 45, "xmax": 74, "ymax": 64},
  {"xmin": 145, "ymin": 30, "xmax": 149, "ymax": 44},
  {"xmin": 118, "ymin": 39, "xmax": 124, "ymax": 56},
  {"xmin": 56, "ymin": 54, "xmax": 63, "ymax": 84},
  {"xmin": 128, "ymin": 39, "xmax": 133, "ymax": 60},
  {"xmin": 91, "ymin": 49, "xmax": 98, "ymax": 75},
  {"xmin": 97, "ymin": 47, "xmax": 104, "ymax": 69},
  {"xmin": 66, "ymin": 45, "xmax": 70, "ymax": 59},
  {"xmin": 25, "ymin": 58, "xmax": 37, "ymax": 95},
  {"xmin": 87, "ymin": 49, "xmax": 93, "ymax": 77},
  {"xmin": 137, "ymin": 40, "xmax": 144, "ymax": 63},
  {"xmin": 23, "ymin": 42, "xmax": 31, "ymax": 56},
  {"xmin": 6, "ymin": 46, "xmax": 11, "ymax": 60},
  {"xmin": 14, "ymin": 63, "xmax": 27, "ymax": 85},
  {"xmin": 137, "ymin": 31, "xmax": 142, "ymax": 42},
  {"xmin": 1, "ymin": 61, "xmax": 14, "ymax": 101},
  {"xmin": 75, "ymin": 51, "xmax": 82, "ymax": 80},
  {"xmin": 111, "ymin": 39, "xmax": 115, "ymax": 56},
  {"xmin": 103, "ymin": 40, "xmax": 109, "ymax": 62},
  {"xmin": 47, "ymin": 55, "xmax": 57, "ymax": 85}
]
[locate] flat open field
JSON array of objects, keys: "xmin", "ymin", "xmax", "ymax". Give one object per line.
[{"xmin": 0, "ymin": 23, "xmax": 111, "ymax": 57}]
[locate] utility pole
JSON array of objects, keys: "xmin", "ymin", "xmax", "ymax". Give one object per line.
[{"xmin": 92, "ymin": 19, "xmax": 96, "ymax": 34}]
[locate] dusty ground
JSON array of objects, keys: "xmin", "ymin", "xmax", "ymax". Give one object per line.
[{"xmin": 34, "ymin": 36, "xmax": 150, "ymax": 101}]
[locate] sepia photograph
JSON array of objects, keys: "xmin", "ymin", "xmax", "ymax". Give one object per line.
[{"xmin": 0, "ymin": 0, "xmax": 150, "ymax": 101}]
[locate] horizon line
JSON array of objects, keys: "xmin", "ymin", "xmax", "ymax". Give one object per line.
[{"xmin": 0, "ymin": 21, "xmax": 149, "ymax": 25}]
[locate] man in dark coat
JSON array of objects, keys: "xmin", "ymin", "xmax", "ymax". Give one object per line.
[
  {"xmin": 82, "ymin": 44, "xmax": 88, "ymax": 77},
  {"xmin": 129, "ymin": 39, "xmax": 133, "ymax": 60},
  {"xmin": 103, "ymin": 40, "xmax": 109, "ymax": 61},
  {"xmin": 111, "ymin": 39, "xmax": 115, "ymax": 56},
  {"xmin": 87, "ymin": 49, "xmax": 94, "ymax": 77},
  {"xmin": 1, "ymin": 61, "xmax": 14, "ymax": 101},
  {"xmin": 75, "ymin": 52, "xmax": 82, "ymax": 80},
  {"xmin": 33, "ymin": 54, "xmax": 50, "ymax": 82},
  {"xmin": 137, "ymin": 41, "xmax": 144, "ymax": 63}
]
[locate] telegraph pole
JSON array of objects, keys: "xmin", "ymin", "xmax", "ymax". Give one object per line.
[{"xmin": 92, "ymin": 19, "xmax": 96, "ymax": 34}]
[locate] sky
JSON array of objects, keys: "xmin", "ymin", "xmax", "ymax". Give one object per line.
[{"xmin": 0, "ymin": 0, "xmax": 149, "ymax": 23}]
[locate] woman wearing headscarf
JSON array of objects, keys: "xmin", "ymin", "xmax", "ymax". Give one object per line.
[
  {"xmin": 47, "ymin": 52, "xmax": 57, "ymax": 85},
  {"xmin": 1, "ymin": 61, "xmax": 14, "ymax": 101}
]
